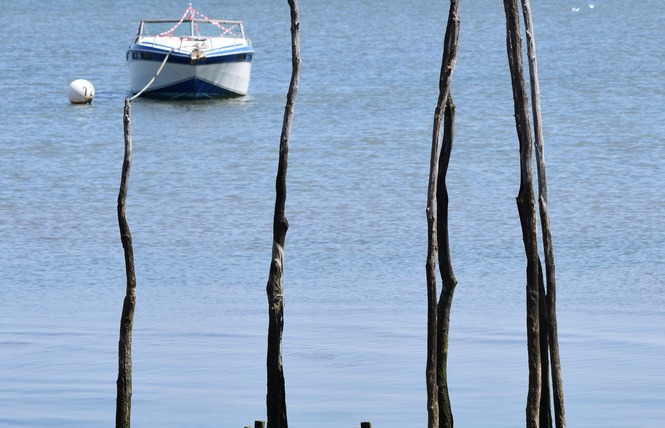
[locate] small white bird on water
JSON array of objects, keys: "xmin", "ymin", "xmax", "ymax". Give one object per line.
[{"xmin": 572, "ymin": 7, "xmax": 581, "ymax": 12}]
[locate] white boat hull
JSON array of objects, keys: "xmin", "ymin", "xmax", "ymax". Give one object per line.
[{"xmin": 128, "ymin": 54, "xmax": 252, "ymax": 98}]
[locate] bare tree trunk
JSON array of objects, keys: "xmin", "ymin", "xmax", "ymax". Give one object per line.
[
  {"xmin": 426, "ymin": 2, "xmax": 461, "ymax": 427},
  {"xmin": 540, "ymin": 196, "xmax": 566, "ymax": 428},
  {"xmin": 426, "ymin": 196, "xmax": 439, "ymax": 428},
  {"xmin": 538, "ymin": 264, "xmax": 552, "ymax": 428},
  {"xmin": 265, "ymin": 2, "xmax": 300, "ymax": 427},
  {"xmin": 436, "ymin": 94, "xmax": 457, "ymax": 428},
  {"xmin": 502, "ymin": 1, "xmax": 542, "ymax": 426},
  {"xmin": 519, "ymin": 1, "xmax": 566, "ymax": 426},
  {"xmin": 116, "ymin": 99, "xmax": 137, "ymax": 428}
]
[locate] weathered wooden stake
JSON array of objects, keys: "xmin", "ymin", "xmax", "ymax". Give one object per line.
[
  {"xmin": 538, "ymin": 263, "xmax": 553, "ymax": 428},
  {"xmin": 360, "ymin": 422, "xmax": 372, "ymax": 428},
  {"xmin": 116, "ymin": 98, "xmax": 137, "ymax": 428},
  {"xmin": 426, "ymin": 2, "xmax": 461, "ymax": 428},
  {"xmin": 265, "ymin": 1, "xmax": 300, "ymax": 428},
  {"xmin": 519, "ymin": 1, "xmax": 566, "ymax": 426},
  {"xmin": 541, "ymin": 196, "xmax": 566, "ymax": 428},
  {"xmin": 502, "ymin": 0, "xmax": 542, "ymax": 426},
  {"xmin": 436, "ymin": 93, "xmax": 457, "ymax": 428}
]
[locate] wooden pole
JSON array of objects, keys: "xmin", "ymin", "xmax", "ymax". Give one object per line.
[
  {"xmin": 538, "ymin": 263, "xmax": 553, "ymax": 428},
  {"xmin": 265, "ymin": 1, "xmax": 300, "ymax": 427},
  {"xmin": 116, "ymin": 98, "xmax": 137, "ymax": 428},
  {"xmin": 502, "ymin": 1, "xmax": 542, "ymax": 426},
  {"xmin": 426, "ymin": 153, "xmax": 439, "ymax": 428},
  {"xmin": 519, "ymin": 1, "xmax": 566, "ymax": 426},
  {"xmin": 541, "ymin": 198, "xmax": 566, "ymax": 428},
  {"xmin": 426, "ymin": 2, "xmax": 460, "ymax": 427},
  {"xmin": 436, "ymin": 93, "xmax": 457, "ymax": 428}
]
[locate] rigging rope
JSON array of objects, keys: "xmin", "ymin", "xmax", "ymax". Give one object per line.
[{"xmin": 158, "ymin": 4, "xmax": 233, "ymax": 36}]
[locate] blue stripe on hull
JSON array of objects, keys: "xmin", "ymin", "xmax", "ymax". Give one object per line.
[
  {"xmin": 143, "ymin": 77, "xmax": 242, "ymax": 99},
  {"xmin": 127, "ymin": 46, "xmax": 254, "ymax": 65}
]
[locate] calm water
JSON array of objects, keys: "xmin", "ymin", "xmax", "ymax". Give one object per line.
[{"xmin": 1, "ymin": 1, "xmax": 664, "ymax": 427}]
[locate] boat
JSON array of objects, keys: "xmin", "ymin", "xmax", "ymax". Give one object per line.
[{"xmin": 127, "ymin": 4, "xmax": 254, "ymax": 99}]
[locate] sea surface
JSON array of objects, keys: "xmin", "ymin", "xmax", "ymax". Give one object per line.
[{"xmin": 1, "ymin": 1, "xmax": 664, "ymax": 427}]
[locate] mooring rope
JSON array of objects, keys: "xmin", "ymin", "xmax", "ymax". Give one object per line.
[{"xmin": 128, "ymin": 49, "xmax": 174, "ymax": 101}]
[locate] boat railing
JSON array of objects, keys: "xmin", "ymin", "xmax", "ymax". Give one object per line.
[{"xmin": 137, "ymin": 19, "xmax": 245, "ymax": 39}]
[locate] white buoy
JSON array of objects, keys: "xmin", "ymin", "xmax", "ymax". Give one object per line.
[{"xmin": 68, "ymin": 79, "xmax": 95, "ymax": 104}]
